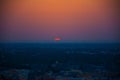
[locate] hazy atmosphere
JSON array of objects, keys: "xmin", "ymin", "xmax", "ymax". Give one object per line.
[{"xmin": 1, "ymin": 0, "xmax": 119, "ymax": 42}]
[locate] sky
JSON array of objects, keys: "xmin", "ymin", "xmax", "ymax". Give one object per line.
[{"xmin": 1, "ymin": 0, "xmax": 119, "ymax": 42}]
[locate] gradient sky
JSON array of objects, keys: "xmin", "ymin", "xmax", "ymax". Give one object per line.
[{"xmin": 1, "ymin": 0, "xmax": 119, "ymax": 42}]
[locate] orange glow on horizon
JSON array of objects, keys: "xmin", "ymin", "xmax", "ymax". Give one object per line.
[{"xmin": 2, "ymin": 0, "xmax": 117, "ymax": 41}]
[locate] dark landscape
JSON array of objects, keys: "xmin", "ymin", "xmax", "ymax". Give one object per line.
[{"xmin": 0, "ymin": 43, "xmax": 120, "ymax": 80}]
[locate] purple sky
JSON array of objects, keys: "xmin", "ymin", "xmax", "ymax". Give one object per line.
[{"xmin": 1, "ymin": 0, "xmax": 119, "ymax": 42}]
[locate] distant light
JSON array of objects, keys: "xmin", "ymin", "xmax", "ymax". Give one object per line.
[{"xmin": 54, "ymin": 37, "xmax": 61, "ymax": 41}]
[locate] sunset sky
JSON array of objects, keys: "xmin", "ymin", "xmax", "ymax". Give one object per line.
[{"xmin": 1, "ymin": 0, "xmax": 119, "ymax": 42}]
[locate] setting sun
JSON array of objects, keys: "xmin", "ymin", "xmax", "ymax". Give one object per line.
[{"xmin": 54, "ymin": 37, "xmax": 61, "ymax": 41}]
